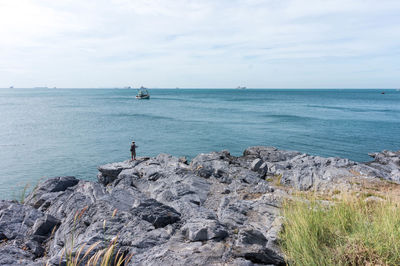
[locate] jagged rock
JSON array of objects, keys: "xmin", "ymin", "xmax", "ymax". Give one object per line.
[
  {"xmin": 30, "ymin": 214, "xmax": 60, "ymax": 238},
  {"xmin": 24, "ymin": 176, "xmax": 79, "ymax": 209},
  {"xmin": 245, "ymin": 148, "xmax": 356, "ymax": 190},
  {"xmin": 190, "ymin": 151, "xmax": 233, "ymax": 180},
  {"xmin": 257, "ymin": 162, "xmax": 268, "ymax": 177},
  {"xmin": 218, "ymin": 197, "xmax": 252, "ymax": 228},
  {"xmin": 0, "ymin": 201, "xmax": 44, "ymax": 241},
  {"xmin": 132, "ymin": 241, "xmax": 229, "ymax": 265},
  {"xmin": 97, "ymin": 158, "xmax": 148, "ymax": 185},
  {"xmin": 41, "ymin": 176, "xmax": 79, "ymax": 193},
  {"xmin": 0, "ymin": 245, "xmax": 35, "ymax": 265},
  {"xmin": 1, "ymin": 146, "xmax": 399, "ymax": 265},
  {"xmin": 181, "ymin": 219, "xmax": 228, "ymax": 241},
  {"xmin": 25, "ymin": 240, "xmax": 45, "ymax": 257},
  {"xmin": 132, "ymin": 199, "xmax": 181, "ymax": 228},
  {"xmin": 365, "ymin": 150, "xmax": 400, "ymax": 182},
  {"xmin": 244, "ymin": 146, "xmax": 301, "ymax": 162},
  {"xmin": 231, "ymin": 257, "xmax": 263, "ymax": 266},
  {"xmin": 250, "ymin": 182, "xmax": 274, "ymax": 194},
  {"xmin": 233, "ymin": 229, "xmax": 285, "ymax": 265},
  {"xmin": 251, "ymin": 159, "xmax": 263, "ymax": 172},
  {"xmin": 0, "ymin": 201, "xmax": 59, "ymax": 263}
]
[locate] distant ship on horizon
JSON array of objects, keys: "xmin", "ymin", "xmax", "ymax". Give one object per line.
[{"xmin": 236, "ymin": 86, "xmax": 246, "ymax": 89}]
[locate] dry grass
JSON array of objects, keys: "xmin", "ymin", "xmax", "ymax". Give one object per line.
[
  {"xmin": 56, "ymin": 207, "xmax": 133, "ymax": 266},
  {"xmin": 266, "ymin": 173, "xmax": 283, "ymax": 186},
  {"xmin": 280, "ymin": 189, "xmax": 400, "ymax": 265}
]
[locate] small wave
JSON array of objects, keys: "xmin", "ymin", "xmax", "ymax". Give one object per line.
[
  {"xmin": 224, "ymin": 97, "xmax": 271, "ymax": 102},
  {"xmin": 307, "ymin": 105, "xmax": 398, "ymax": 113},
  {"xmin": 108, "ymin": 113, "xmax": 176, "ymax": 121},
  {"xmin": 189, "ymin": 105, "xmax": 240, "ymax": 113},
  {"xmin": 0, "ymin": 103, "xmax": 17, "ymax": 106},
  {"xmin": 157, "ymin": 97, "xmax": 210, "ymax": 104},
  {"xmin": 0, "ymin": 143, "xmax": 26, "ymax": 147},
  {"xmin": 266, "ymin": 114, "xmax": 318, "ymax": 122},
  {"xmin": 55, "ymin": 105, "xmax": 85, "ymax": 108}
]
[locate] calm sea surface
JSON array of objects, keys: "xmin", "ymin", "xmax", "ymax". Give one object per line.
[{"xmin": 1, "ymin": 88, "xmax": 399, "ymax": 199}]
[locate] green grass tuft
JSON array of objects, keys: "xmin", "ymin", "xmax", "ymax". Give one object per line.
[
  {"xmin": 280, "ymin": 195, "xmax": 400, "ymax": 265},
  {"xmin": 18, "ymin": 183, "xmax": 30, "ymax": 204}
]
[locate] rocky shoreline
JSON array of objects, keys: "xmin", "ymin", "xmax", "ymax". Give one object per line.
[{"xmin": 1, "ymin": 147, "xmax": 399, "ymax": 265}]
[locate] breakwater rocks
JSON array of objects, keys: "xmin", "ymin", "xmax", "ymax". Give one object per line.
[{"xmin": 1, "ymin": 147, "xmax": 399, "ymax": 265}]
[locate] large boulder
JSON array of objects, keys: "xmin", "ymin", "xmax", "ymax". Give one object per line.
[
  {"xmin": 0, "ymin": 200, "xmax": 59, "ymax": 261},
  {"xmin": 365, "ymin": 150, "xmax": 400, "ymax": 182},
  {"xmin": 181, "ymin": 219, "xmax": 228, "ymax": 242},
  {"xmin": 24, "ymin": 176, "xmax": 79, "ymax": 210},
  {"xmin": 97, "ymin": 158, "xmax": 148, "ymax": 185},
  {"xmin": 132, "ymin": 198, "xmax": 181, "ymax": 228},
  {"xmin": 233, "ymin": 228, "xmax": 285, "ymax": 265}
]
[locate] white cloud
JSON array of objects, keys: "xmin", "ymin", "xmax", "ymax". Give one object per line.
[{"xmin": 0, "ymin": 0, "xmax": 399, "ymax": 88}]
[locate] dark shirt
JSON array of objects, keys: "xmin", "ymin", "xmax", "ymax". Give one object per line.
[{"xmin": 130, "ymin": 144, "xmax": 136, "ymax": 152}]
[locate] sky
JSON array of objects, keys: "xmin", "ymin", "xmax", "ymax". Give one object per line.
[{"xmin": 0, "ymin": 0, "xmax": 400, "ymax": 88}]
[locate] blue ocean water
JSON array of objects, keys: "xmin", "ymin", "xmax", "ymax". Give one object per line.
[{"xmin": 1, "ymin": 88, "xmax": 399, "ymax": 199}]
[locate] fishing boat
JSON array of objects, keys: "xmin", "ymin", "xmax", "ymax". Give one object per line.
[{"xmin": 136, "ymin": 87, "xmax": 150, "ymax": 99}]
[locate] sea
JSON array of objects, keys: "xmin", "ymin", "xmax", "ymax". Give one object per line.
[{"xmin": 1, "ymin": 88, "xmax": 399, "ymax": 199}]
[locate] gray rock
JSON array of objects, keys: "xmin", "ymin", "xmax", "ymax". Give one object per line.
[
  {"xmin": 181, "ymin": 219, "xmax": 228, "ymax": 242},
  {"xmin": 0, "ymin": 245, "xmax": 34, "ymax": 265},
  {"xmin": 190, "ymin": 151, "xmax": 234, "ymax": 181},
  {"xmin": 25, "ymin": 240, "xmax": 45, "ymax": 257},
  {"xmin": 1, "ymin": 146, "xmax": 399, "ymax": 265},
  {"xmin": 0, "ymin": 201, "xmax": 60, "ymax": 263},
  {"xmin": 258, "ymin": 162, "xmax": 268, "ymax": 177},
  {"xmin": 364, "ymin": 150, "xmax": 400, "ymax": 182},
  {"xmin": 97, "ymin": 158, "xmax": 147, "ymax": 185},
  {"xmin": 30, "ymin": 214, "xmax": 60, "ymax": 238},
  {"xmin": 251, "ymin": 159, "xmax": 263, "ymax": 172},
  {"xmin": 244, "ymin": 146, "xmax": 301, "ymax": 162},
  {"xmin": 41, "ymin": 176, "xmax": 79, "ymax": 193},
  {"xmin": 218, "ymin": 197, "xmax": 252, "ymax": 228},
  {"xmin": 24, "ymin": 176, "xmax": 79, "ymax": 209},
  {"xmin": 0, "ymin": 201, "xmax": 44, "ymax": 241},
  {"xmin": 251, "ymin": 182, "xmax": 274, "ymax": 194},
  {"xmin": 234, "ymin": 229, "xmax": 285, "ymax": 265},
  {"xmin": 132, "ymin": 199, "xmax": 181, "ymax": 228}
]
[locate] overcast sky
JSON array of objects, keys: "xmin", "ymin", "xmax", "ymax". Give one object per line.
[{"xmin": 1, "ymin": 0, "xmax": 400, "ymax": 88}]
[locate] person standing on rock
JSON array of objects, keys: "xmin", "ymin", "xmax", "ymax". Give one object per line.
[{"xmin": 130, "ymin": 141, "xmax": 137, "ymax": 161}]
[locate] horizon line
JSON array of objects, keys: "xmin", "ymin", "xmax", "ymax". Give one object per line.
[{"xmin": 1, "ymin": 87, "xmax": 398, "ymax": 90}]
